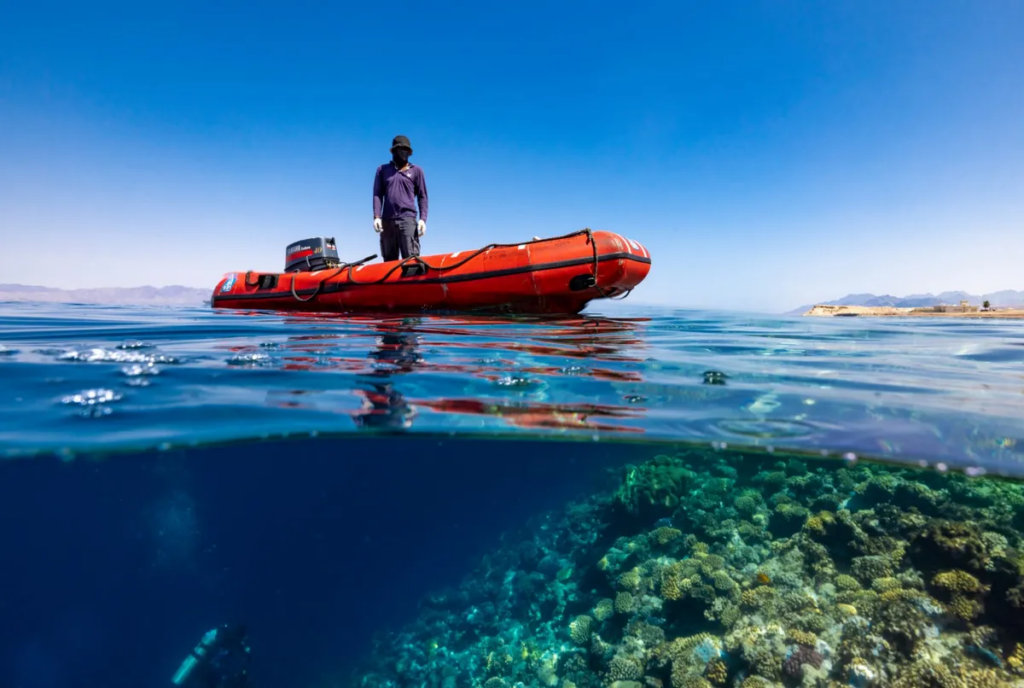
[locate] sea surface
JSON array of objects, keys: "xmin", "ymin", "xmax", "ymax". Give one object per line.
[{"xmin": 1, "ymin": 301, "xmax": 1023, "ymax": 688}]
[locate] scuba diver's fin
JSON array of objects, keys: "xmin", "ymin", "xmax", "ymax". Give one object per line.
[
  {"xmin": 171, "ymin": 628, "xmax": 220, "ymax": 685},
  {"xmin": 172, "ymin": 624, "xmax": 251, "ymax": 688}
]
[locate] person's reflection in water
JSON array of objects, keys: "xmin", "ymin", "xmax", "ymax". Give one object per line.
[
  {"xmin": 367, "ymin": 319, "xmax": 424, "ymax": 374},
  {"xmin": 353, "ymin": 380, "xmax": 416, "ymax": 429},
  {"xmin": 353, "ymin": 318, "xmax": 423, "ymax": 429}
]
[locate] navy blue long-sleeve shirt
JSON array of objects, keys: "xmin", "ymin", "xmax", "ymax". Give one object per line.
[{"xmin": 373, "ymin": 163, "xmax": 429, "ymax": 222}]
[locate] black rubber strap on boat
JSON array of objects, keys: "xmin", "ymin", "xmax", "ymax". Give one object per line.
[
  {"xmin": 582, "ymin": 228, "xmax": 631, "ymax": 301},
  {"xmin": 289, "ymin": 273, "xmax": 322, "ymax": 302},
  {"xmin": 289, "ymin": 254, "xmax": 378, "ymax": 303}
]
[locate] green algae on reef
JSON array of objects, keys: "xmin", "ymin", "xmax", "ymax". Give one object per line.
[{"xmin": 348, "ymin": 447, "xmax": 1024, "ymax": 688}]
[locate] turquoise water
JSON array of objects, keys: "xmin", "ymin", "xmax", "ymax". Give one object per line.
[
  {"xmin": 2, "ymin": 301, "xmax": 1024, "ymax": 688},
  {"xmin": 1, "ymin": 302, "xmax": 1021, "ymax": 472}
]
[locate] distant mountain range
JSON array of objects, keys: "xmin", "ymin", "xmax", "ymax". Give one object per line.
[
  {"xmin": 789, "ymin": 289, "xmax": 1024, "ymax": 315},
  {"xmin": 0, "ymin": 284, "xmax": 211, "ymax": 306}
]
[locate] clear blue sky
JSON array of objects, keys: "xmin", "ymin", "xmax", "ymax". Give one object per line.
[{"xmin": 1, "ymin": 0, "xmax": 1021, "ymax": 312}]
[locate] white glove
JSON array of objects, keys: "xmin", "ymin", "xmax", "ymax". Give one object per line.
[
  {"xmin": 373, "ymin": 218, "xmax": 383, "ymax": 233},
  {"xmin": 417, "ymin": 219, "xmax": 426, "ymax": 236}
]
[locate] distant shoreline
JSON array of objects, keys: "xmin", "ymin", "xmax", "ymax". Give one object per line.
[{"xmin": 804, "ymin": 304, "xmax": 1024, "ymax": 319}]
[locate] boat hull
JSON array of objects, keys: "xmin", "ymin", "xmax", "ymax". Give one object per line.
[{"xmin": 211, "ymin": 230, "xmax": 651, "ymax": 315}]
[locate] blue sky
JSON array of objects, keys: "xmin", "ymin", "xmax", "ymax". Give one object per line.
[{"xmin": 1, "ymin": 0, "xmax": 1021, "ymax": 312}]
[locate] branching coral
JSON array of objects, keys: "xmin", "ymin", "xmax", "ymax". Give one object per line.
[
  {"xmin": 786, "ymin": 629, "xmax": 817, "ymax": 646},
  {"xmin": 614, "ymin": 591, "xmax": 637, "ymax": 615},
  {"xmin": 704, "ymin": 658, "xmax": 728, "ymax": 685},
  {"xmin": 871, "ymin": 576, "xmax": 902, "ymax": 593},
  {"xmin": 909, "ymin": 519, "xmax": 991, "ymax": 574},
  {"xmin": 711, "ymin": 570, "xmax": 736, "ymax": 592},
  {"xmin": 803, "ymin": 510, "xmax": 835, "ymax": 537},
  {"xmin": 568, "ymin": 615, "xmax": 592, "ymax": 645},
  {"xmin": 352, "ymin": 451, "xmax": 1024, "ymax": 688},
  {"xmin": 734, "ymin": 494, "xmax": 761, "ymax": 518},
  {"xmin": 931, "ymin": 569, "xmax": 989, "ymax": 621},
  {"xmin": 933, "ymin": 569, "xmax": 986, "ymax": 594},
  {"xmin": 593, "ymin": 598, "xmax": 615, "ymax": 621},
  {"xmin": 652, "ymin": 526, "xmax": 683, "ymax": 546},
  {"xmin": 892, "ymin": 660, "xmax": 1014, "ymax": 688},
  {"xmin": 947, "ymin": 594, "xmax": 982, "ymax": 620},
  {"xmin": 770, "ymin": 502, "xmax": 810, "ymax": 537},
  {"xmin": 834, "ymin": 573, "xmax": 861, "ymax": 591},
  {"xmin": 851, "ymin": 554, "xmax": 895, "ymax": 581},
  {"xmin": 660, "ymin": 564, "xmax": 693, "ymax": 601},
  {"xmin": 1008, "ymin": 643, "xmax": 1024, "ymax": 673},
  {"xmin": 626, "ymin": 619, "xmax": 665, "ymax": 649},
  {"xmin": 619, "ymin": 567, "xmax": 642, "ymax": 592},
  {"xmin": 613, "ymin": 455, "xmax": 697, "ymax": 521},
  {"xmin": 699, "ymin": 554, "xmax": 725, "ymax": 576},
  {"xmin": 607, "ymin": 655, "xmax": 643, "ymax": 681}
]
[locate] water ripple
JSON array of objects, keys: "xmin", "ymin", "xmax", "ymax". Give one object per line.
[
  {"xmin": 58, "ymin": 347, "xmax": 182, "ymax": 364},
  {"xmin": 60, "ymin": 388, "xmax": 124, "ymax": 418},
  {"xmin": 0, "ymin": 303, "xmax": 1022, "ymax": 473}
]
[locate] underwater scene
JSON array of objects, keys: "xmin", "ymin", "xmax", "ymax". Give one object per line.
[{"xmin": 1, "ymin": 302, "xmax": 1024, "ymax": 688}]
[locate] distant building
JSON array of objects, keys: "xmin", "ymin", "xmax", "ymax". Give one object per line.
[{"xmin": 913, "ymin": 300, "xmax": 979, "ymax": 314}]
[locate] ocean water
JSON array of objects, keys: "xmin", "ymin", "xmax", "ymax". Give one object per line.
[{"xmin": 1, "ymin": 301, "xmax": 1023, "ymax": 688}]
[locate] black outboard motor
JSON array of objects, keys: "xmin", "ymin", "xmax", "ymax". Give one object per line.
[{"xmin": 284, "ymin": 237, "xmax": 342, "ymax": 273}]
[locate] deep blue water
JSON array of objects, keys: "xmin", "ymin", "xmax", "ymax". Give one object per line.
[
  {"xmin": 1, "ymin": 301, "xmax": 1023, "ymax": 688},
  {"xmin": 0, "ymin": 436, "xmax": 640, "ymax": 688}
]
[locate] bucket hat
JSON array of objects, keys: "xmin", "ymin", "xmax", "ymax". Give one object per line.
[{"xmin": 390, "ymin": 135, "xmax": 413, "ymax": 153}]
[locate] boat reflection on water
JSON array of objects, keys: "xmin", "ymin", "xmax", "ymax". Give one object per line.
[
  {"xmin": 415, "ymin": 397, "xmax": 645, "ymax": 433},
  {"xmin": 255, "ymin": 311, "xmax": 651, "ymax": 434}
]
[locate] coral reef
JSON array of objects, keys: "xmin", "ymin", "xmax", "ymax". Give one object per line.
[{"xmin": 350, "ymin": 448, "xmax": 1024, "ymax": 687}]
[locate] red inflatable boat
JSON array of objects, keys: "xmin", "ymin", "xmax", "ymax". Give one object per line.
[{"xmin": 211, "ymin": 229, "xmax": 651, "ymax": 315}]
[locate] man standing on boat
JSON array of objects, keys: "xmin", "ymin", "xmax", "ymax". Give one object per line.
[{"xmin": 372, "ymin": 135, "xmax": 429, "ymax": 261}]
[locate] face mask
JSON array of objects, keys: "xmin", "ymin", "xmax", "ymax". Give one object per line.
[{"xmin": 393, "ymin": 150, "xmax": 410, "ymax": 166}]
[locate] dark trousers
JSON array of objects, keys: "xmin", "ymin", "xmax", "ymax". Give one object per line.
[{"xmin": 380, "ymin": 216, "xmax": 420, "ymax": 261}]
